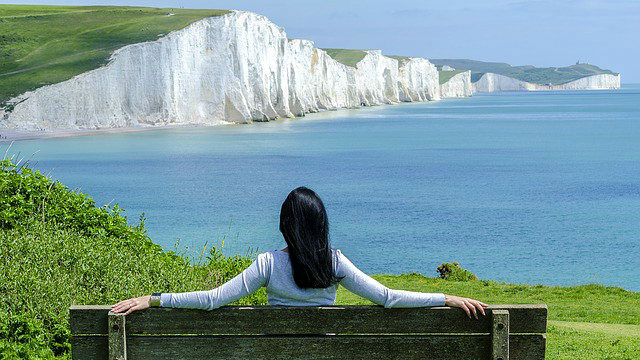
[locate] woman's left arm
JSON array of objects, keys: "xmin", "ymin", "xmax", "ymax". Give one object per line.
[
  {"xmin": 335, "ymin": 249, "xmax": 488, "ymax": 318},
  {"xmin": 111, "ymin": 253, "xmax": 271, "ymax": 314}
]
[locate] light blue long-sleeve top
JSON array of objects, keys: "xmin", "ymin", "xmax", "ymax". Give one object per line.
[{"xmin": 160, "ymin": 249, "xmax": 446, "ymax": 309}]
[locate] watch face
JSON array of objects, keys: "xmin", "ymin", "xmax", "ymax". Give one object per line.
[{"xmin": 150, "ymin": 294, "xmax": 161, "ymax": 307}]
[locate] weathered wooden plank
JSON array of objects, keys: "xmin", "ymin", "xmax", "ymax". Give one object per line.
[
  {"xmin": 71, "ymin": 335, "xmax": 106, "ymax": 360},
  {"xmin": 70, "ymin": 305, "xmax": 547, "ymax": 335},
  {"xmin": 70, "ymin": 305, "xmax": 111, "ymax": 335},
  {"xmin": 71, "ymin": 334, "xmax": 545, "ymax": 360},
  {"xmin": 511, "ymin": 334, "xmax": 546, "ymax": 360},
  {"xmin": 492, "ymin": 310, "xmax": 509, "ymax": 360},
  {"xmin": 108, "ymin": 313, "xmax": 127, "ymax": 360}
]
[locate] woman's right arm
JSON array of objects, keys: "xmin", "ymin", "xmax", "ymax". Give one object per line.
[
  {"xmin": 335, "ymin": 249, "xmax": 488, "ymax": 318},
  {"xmin": 112, "ymin": 252, "xmax": 271, "ymax": 314},
  {"xmin": 160, "ymin": 252, "xmax": 271, "ymax": 310}
]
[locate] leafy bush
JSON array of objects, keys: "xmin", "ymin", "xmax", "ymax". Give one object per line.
[
  {"xmin": 437, "ymin": 262, "xmax": 478, "ymax": 281},
  {"xmin": 0, "ymin": 158, "xmax": 147, "ymax": 240},
  {"xmin": 0, "ymin": 311, "xmax": 68, "ymax": 359},
  {"xmin": 0, "ymin": 158, "xmax": 266, "ymax": 359}
]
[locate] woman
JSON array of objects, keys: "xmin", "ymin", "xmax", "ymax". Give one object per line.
[{"xmin": 113, "ymin": 187, "xmax": 488, "ymax": 318}]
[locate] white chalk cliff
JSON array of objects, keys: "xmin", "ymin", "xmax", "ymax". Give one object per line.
[
  {"xmin": 473, "ymin": 73, "xmax": 536, "ymax": 92},
  {"xmin": 1, "ymin": 11, "xmax": 443, "ymax": 132},
  {"xmin": 440, "ymin": 71, "xmax": 473, "ymax": 98},
  {"xmin": 474, "ymin": 72, "xmax": 621, "ymax": 93},
  {"xmin": 0, "ymin": 10, "xmax": 622, "ymax": 132},
  {"xmin": 545, "ymin": 73, "xmax": 621, "ymax": 90}
]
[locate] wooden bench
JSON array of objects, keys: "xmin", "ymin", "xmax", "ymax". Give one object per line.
[{"xmin": 69, "ymin": 304, "xmax": 547, "ymax": 360}]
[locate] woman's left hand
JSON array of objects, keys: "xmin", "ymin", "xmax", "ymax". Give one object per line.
[{"xmin": 111, "ymin": 295, "xmax": 151, "ymax": 315}]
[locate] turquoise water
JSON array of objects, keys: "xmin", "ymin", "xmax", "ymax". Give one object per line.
[{"xmin": 5, "ymin": 86, "xmax": 640, "ymax": 291}]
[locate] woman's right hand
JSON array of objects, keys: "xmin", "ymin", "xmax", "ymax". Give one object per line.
[{"xmin": 444, "ymin": 294, "xmax": 488, "ymax": 319}]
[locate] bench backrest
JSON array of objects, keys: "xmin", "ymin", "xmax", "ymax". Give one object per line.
[{"xmin": 69, "ymin": 304, "xmax": 547, "ymax": 360}]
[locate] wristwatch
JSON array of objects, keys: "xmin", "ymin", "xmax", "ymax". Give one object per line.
[{"xmin": 149, "ymin": 292, "xmax": 161, "ymax": 307}]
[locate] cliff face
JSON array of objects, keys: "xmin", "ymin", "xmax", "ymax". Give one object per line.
[
  {"xmin": 548, "ymin": 73, "xmax": 621, "ymax": 90},
  {"xmin": 395, "ymin": 57, "xmax": 441, "ymax": 102},
  {"xmin": 474, "ymin": 73, "xmax": 621, "ymax": 93},
  {"xmin": 440, "ymin": 71, "xmax": 473, "ymax": 98},
  {"xmin": 473, "ymin": 73, "xmax": 536, "ymax": 92},
  {"xmin": 1, "ymin": 11, "xmax": 440, "ymax": 131}
]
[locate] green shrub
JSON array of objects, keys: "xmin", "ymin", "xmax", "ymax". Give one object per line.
[
  {"xmin": 0, "ymin": 158, "xmax": 148, "ymax": 241},
  {"xmin": 437, "ymin": 262, "xmax": 478, "ymax": 281},
  {"xmin": 0, "ymin": 311, "xmax": 69, "ymax": 359},
  {"xmin": 0, "ymin": 158, "xmax": 267, "ymax": 359}
]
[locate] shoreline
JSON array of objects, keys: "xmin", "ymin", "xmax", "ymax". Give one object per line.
[
  {"xmin": 2, "ymin": 84, "xmax": 635, "ymax": 143},
  {"xmin": 0, "ymin": 123, "xmax": 221, "ymax": 142},
  {"xmin": 0, "ymin": 99, "xmax": 439, "ymax": 142}
]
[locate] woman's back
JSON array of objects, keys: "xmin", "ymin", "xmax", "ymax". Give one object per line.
[{"xmin": 265, "ymin": 249, "xmax": 339, "ymax": 306}]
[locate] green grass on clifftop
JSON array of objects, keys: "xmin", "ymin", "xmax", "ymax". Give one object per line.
[
  {"xmin": 430, "ymin": 58, "xmax": 617, "ymax": 85},
  {"xmin": 388, "ymin": 55, "xmax": 411, "ymax": 61},
  {"xmin": 322, "ymin": 48, "xmax": 367, "ymax": 68},
  {"xmin": 0, "ymin": 5, "xmax": 228, "ymax": 103},
  {"xmin": 438, "ymin": 69, "xmax": 467, "ymax": 84}
]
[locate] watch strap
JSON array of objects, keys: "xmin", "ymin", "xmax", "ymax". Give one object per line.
[{"xmin": 149, "ymin": 292, "xmax": 161, "ymax": 307}]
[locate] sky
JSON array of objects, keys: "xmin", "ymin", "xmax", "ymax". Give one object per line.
[{"xmin": 6, "ymin": 0, "xmax": 640, "ymax": 82}]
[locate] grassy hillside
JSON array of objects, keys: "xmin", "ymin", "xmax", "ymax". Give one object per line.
[
  {"xmin": 338, "ymin": 276, "xmax": 640, "ymax": 360},
  {"xmin": 430, "ymin": 59, "xmax": 617, "ymax": 85},
  {"xmin": 0, "ymin": 157, "xmax": 263, "ymax": 358},
  {"xmin": 0, "ymin": 5, "xmax": 228, "ymax": 103},
  {"xmin": 438, "ymin": 69, "xmax": 466, "ymax": 84},
  {"xmin": 322, "ymin": 48, "xmax": 368, "ymax": 67},
  {"xmin": 1, "ymin": 157, "xmax": 638, "ymax": 359}
]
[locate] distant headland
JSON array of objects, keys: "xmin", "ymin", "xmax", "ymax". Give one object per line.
[{"xmin": 430, "ymin": 59, "xmax": 620, "ymax": 92}]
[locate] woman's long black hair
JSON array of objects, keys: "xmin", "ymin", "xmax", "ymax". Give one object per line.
[{"xmin": 279, "ymin": 187, "xmax": 339, "ymax": 288}]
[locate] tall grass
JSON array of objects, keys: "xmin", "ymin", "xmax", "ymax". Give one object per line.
[{"xmin": 0, "ymin": 157, "xmax": 265, "ymax": 358}]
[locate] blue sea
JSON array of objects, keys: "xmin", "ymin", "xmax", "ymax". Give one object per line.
[{"xmin": 5, "ymin": 86, "xmax": 640, "ymax": 291}]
